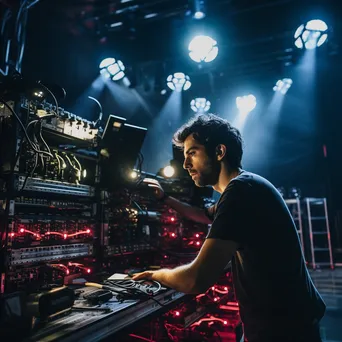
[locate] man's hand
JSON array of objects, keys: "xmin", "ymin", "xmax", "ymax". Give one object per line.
[
  {"xmin": 132, "ymin": 271, "xmax": 156, "ymax": 281},
  {"xmin": 143, "ymin": 178, "xmax": 165, "ymax": 200}
]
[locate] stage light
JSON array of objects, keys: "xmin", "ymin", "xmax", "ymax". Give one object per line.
[
  {"xmin": 190, "ymin": 97, "xmax": 211, "ymax": 113},
  {"xmin": 192, "ymin": 0, "xmax": 206, "ymax": 20},
  {"xmin": 273, "ymin": 78, "xmax": 293, "ymax": 94},
  {"xmin": 163, "ymin": 165, "xmax": 175, "ymax": 178},
  {"xmin": 99, "ymin": 57, "xmax": 125, "ymax": 81},
  {"xmin": 294, "ymin": 19, "xmax": 328, "ymax": 50},
  {"xmin": 188, "ymin": 35, "xmax": 218, "ymax": 63},
  {"xmin": 130, "ymin": 170, "xmax": 138, "ymax": 179},
  {"xmin": 166, "ymin": 72, "xmax": 191, "ymax": 92},
  {"xmin": 236, "ymin": 94, "xmax": 257, "ymax": 113}
]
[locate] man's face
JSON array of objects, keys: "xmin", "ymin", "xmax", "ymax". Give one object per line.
[{"xmin": 183, "ymin": 134, "xmax": 220, "ymax": 187}]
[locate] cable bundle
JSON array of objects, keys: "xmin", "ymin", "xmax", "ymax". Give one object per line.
[{"xmin": 85, "ymin": 279, "xmax": 164, "ymax": 306}]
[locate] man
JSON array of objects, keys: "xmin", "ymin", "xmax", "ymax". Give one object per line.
[{"xmin": 133, "ymin": 114, "xmax": 325, "ymax": 342}]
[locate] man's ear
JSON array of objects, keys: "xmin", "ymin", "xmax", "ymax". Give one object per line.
[{"xmin": 215, "ymin": 144, "xmax": 226, "ymax": 161}]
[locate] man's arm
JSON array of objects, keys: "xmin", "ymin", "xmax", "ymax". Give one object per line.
[
  {"xmin": 132, "ymin": 238, "xmax": 237, "ymax": 293},
  {"xmin": 143, "ymin": 178, "xmax": 212, "ymax": 224},
  {"xmin": 164, "ymin": 196, "xmax": 212, "ymax": 225}
]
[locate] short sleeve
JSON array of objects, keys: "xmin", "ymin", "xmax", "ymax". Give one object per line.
[
  {"xmin": 206, "ymin": 180, "xmax": 251, "ymax": 244},
  {"xmin": 204, "ymin": 204, "xmax": 217, "ymax": 222}
]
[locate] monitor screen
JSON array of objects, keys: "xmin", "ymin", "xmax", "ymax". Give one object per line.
[{"xmin": 100, "ymin": 120, "xmax": 147, "ymax": 189}]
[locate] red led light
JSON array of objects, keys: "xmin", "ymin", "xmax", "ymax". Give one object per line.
[
  {"xmin": 164, "ymin": 255, "xmax": 168, "ymax": 259},
  {"xmin": 195, "ymin": 233, "xmax": 200, "ymax": 238},
  {"xmin": 63, "ymin": 233, "xmax": 67, "ymax": 239},
  {"xmin": 196, "ymin": 241, "xmax": 200, "ymax": 246},
  {"xmin": 224, "ymin": 320, "xmax": 228, "ymax": 325},
  {"xmin": 87, "ymin": 268, "xmax": 91, "ymax": 273},
  {"xmin": 20, "ymin": 228, "xmax": 24, "ymax": 233},
  {"xmin": 175, "ymin": 311, "xmax": 180, "ymax": 316},
  {"xmin": 86, "ymin": 229, "xmax": 91, "ymax": 233},
  {"xmin": 224, "ymin": 287, "xmax": 228, "ymax": 291},
  {"xmin": 171, "ymin": 233, "xmax": 176, "ymax": 238},
  {"xmin": 212, "ymin": 286, "xmax": 215, "ymax": 290},
  {"xmin": 170, "ymin": 217, "xmax": 175, "ymax": 222},
  {"xmin": 10, "ymin": 232, "xmax": 15, "ymax": 237}
]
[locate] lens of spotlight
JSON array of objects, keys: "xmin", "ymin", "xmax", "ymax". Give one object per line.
[
  {"xmin": 191, "ymin": 0, "xmax": 206, "ymax": 20},
  {"xmin": 130, "ymin": 171, "xmax": 138, "ymax": 179},
  {"xmin": 99, "ymin": 57, "xmax": 125, "ymax": 81},
  {"xmin": 166, "ymin": 72, "xmax": 191, "ymax": 92},
  {"xmin": 163, "ymin": 166, "xmax": 175, "ymax": 178},
  {"xmin": 188, "ymin": 35, "xmax": 218, "ymax": 63},
  {"xmin": 273, "ymin": 78, "xmax": 293, "ymax": 95},
  {"xmin": 294, "ymin": 19, "xmax": 328, "ymax": 50},
  {"xmin": 190, "ymin": 97, "xmax": 211, "ymax": 113},
  {"xmin": 236, "ymin": 94, "xmax": 257, "ymax": 113},
  {"xmin": 193, "ymin": 11, "xmax": 205, "ymax": 19}
]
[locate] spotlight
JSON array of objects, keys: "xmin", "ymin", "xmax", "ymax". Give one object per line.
[
  {"xmin": 130, "ymin": 170, "xmax": 138, "ymax": 179},
  {"xmin": 273, "ymin": 78, "xmax": 293, "ymax": 95},
  {"xmin": 192, "ymin": 0, "xmax": 206, "ymax": 20},
  {"xmin": 188, "ymin": 35, "xmax": 218, "ymax": 63},
  {"xmin": 163, "ymin": 165, "xmax": 175, "ymax": 178},
  {"xmin": 166, "ymin": 72, "xmax": 191, "ymax": 92},
  {"xmin": 99, "ymin": 57, "xmax": 125, "ymax": 81},
  {"xmin": 190, "ymin": 97, "xmax": 211, "ymax": 113},
  {"xmin": 236, "ymin": 94, "xmax": 257, "ymax": 113},
  {"xmin": 294, "ymin": 19, "xmax": 328, "ymax": 50}
]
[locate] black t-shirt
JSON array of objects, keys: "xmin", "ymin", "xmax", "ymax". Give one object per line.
[{"xmin": 206, "ymin": 171, "xmax": 326, "ymax": 339}]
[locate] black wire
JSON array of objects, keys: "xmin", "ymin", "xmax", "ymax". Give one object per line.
[
  {"xmin": 102, "ymin": 283, "xmax": 165, "ymax": 307},
  {"xmin": 38, "ymin": 81, "xmax": 59, "ymax": 117},
  {"xmin": 104, "ymin": 279, "xmax": 162, "ymax": 295},
  {"xmin": 38, "ymin": 118, "xmax": 53, "ymax": 154},
  {"xmin": 0, "ymin": 98, "xmax": 52, "ymax": 157},
  {"xmin": 213, "ymin": 329, "xmax": 222, "ymax": 342}
]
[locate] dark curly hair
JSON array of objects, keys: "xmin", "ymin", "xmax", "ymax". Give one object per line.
[{"xmin": 172, "ymin": 114, "xmax": 243, "ymax": 169}]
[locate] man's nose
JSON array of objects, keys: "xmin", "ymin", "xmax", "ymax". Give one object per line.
[{"xmin": 183, "ymin": 158, "xmax": 191, "ymax": 170}]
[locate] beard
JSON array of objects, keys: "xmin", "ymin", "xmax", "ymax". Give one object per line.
[{"xmin": 193, "ymin": 157, "xmax": 221, "ymax": 187}]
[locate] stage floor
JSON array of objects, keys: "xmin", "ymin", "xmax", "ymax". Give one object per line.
[{"xmin": 311, "ymin": 268, "xmax": 342, "ymax": 342}]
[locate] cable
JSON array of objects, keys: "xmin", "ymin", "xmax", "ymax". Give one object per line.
[
  {"xmin": 54, "ymin": 151, "xmax": 61, "ymax": 174},
  {"xmin": 72, "ymin": 155, "xmax": 82, "ymax": 181},
  {"xmin": 88, "ymin": 96, "xmax": 103, "ymax": 127},
  {"xmin": 104, "ymin": 279, "xmax": 162, "ymax": 296},
  {"xmin": 38, "ymin": 120, "xmax": 52, "ymax": 155},
  {"xmin": 85, "ymin": 280, "xmax": 164, "ymax": 306},
  {"xmin": 37, "ymin": 81, "xmax": 59, "ymax": 117},
  {"xmin": 213, "ymin": 329, "xmax": 222, "ymax": 342},
  {"xmin": 63, "ymin": 153, "xmax": 80, "ymax": 183},
  {"xmin": 0, "ymin": 98, "xmax": 52, "ymax": 158}
]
